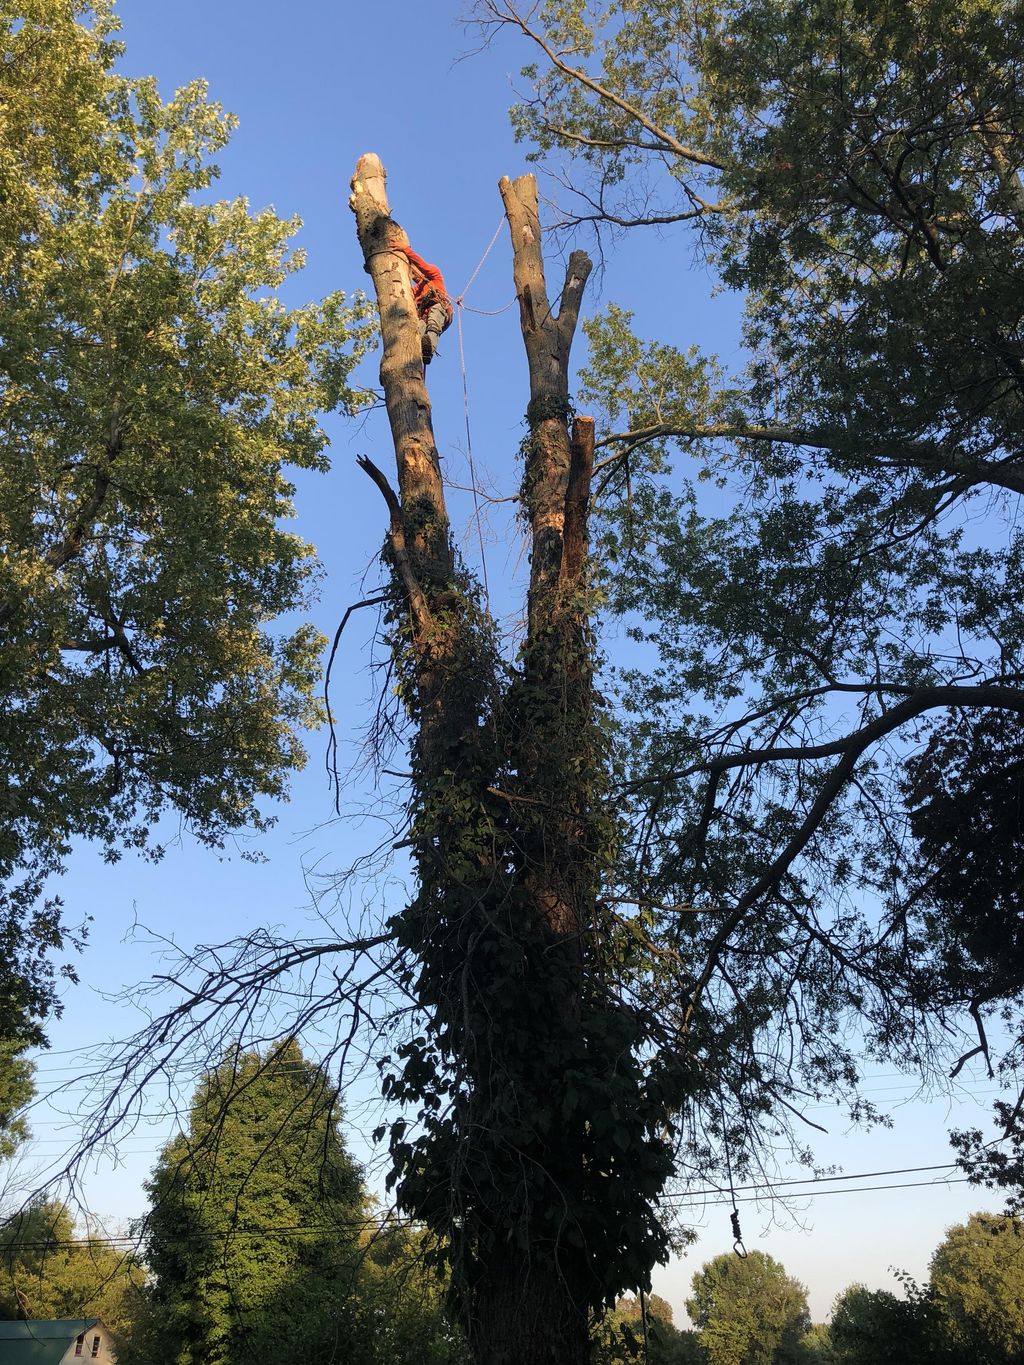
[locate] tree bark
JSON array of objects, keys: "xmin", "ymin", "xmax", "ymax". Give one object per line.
[
  {"xmin": 349, "ymin": 153, "xmax": 472, "ymax": 775},
  {"xmin": 349, "ymin": 153, "xmax": 449, "ymax": 573},
  {"xmin": 498, "ymin": 174, "xmax": 592, "ymax": 633},
  {"xmin": 461, "ymin": 176, "xmax": 597, "ymax": 1365},
  {"xmin": 351, "ymin": 158, "xmax": 620, "ymax": 1365}
]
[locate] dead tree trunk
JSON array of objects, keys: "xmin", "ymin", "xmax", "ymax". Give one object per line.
[{"xmin": 349, "ymin": 155, "xmax": 672, "ymax": 1365}]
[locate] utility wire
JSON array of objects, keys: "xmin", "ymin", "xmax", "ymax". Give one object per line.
[
  {"xmin": 664, "ymin": 1162, "xmax": 960, "ymax": 1200},
  {"xmin": 2, "ymin": 1170, "xmax": 980, "ymax": 1252}
]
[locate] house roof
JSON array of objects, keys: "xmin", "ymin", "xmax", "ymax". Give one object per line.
[{"xmin": 0, "ymin": 1320, "xmax": 101, "ymax": 1365}]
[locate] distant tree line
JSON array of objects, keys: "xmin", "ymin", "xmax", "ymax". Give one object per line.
[
  {"xmin": 1, "ymin": 1042, "xmax": 466, "ymax": 1365},
  {"xmin": 595, "ymin": 1219, "xmax": 1024, "ymax": 1365},
  {"xmin": 3, "ymin": 1038, "xmax": 1021, "ymax": 1365}
]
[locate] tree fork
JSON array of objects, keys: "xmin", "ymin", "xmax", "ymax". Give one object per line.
[
  {"xmin": 499, "ymin": 174, "xmax": 592, "ymax": 630},
  {"xmin": 350, "ymin": 157, "xmax": 668, "ymax": 1365}
]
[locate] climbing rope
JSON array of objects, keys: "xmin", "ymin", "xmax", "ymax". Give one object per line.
[
  {"xmin": 455, "ymin": 301, "xmax": 491, "ymax": 610},
  {"xmin": 448, "ymin": 215, "xmax": 518, "ymax": 612},
  {"xmin": 455, "ymin": 216, "xmax": 506, "ymax": 302},
  {"xmin": 459, "ymin": 296, "xmax": 518, "ymax": 317},
  {"xmin": 719, "ymin": 1092, "xmax": 748, "ymax": 1258}
]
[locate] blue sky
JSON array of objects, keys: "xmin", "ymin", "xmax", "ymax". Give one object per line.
[{"xmin": 9, "ymin": 0, "xmax": 1008, "ymax": 1326}]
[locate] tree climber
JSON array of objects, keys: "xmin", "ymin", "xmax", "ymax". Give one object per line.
[{"xmin": 394, "ymin": 242, "xmax": 452, "ymax": 364}]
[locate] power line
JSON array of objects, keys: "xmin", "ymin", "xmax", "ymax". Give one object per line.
[
  {"xmin": 0, "ymin": 1215, "xmax": 411, "ymax": 1252},
  {"xmin": 2, "ymin": 1168, "xmax": 983, "ymax": 1253},
  {"xmin": 667, "ymin": 1177, "xmax": 972, "ymax": 1208},
  {"xmin": 664, "ymin": 1162, "xmax": 959, "ymax": 1201}
]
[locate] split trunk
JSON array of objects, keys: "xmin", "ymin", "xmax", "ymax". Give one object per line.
[{"xmin": 349, "ymin": 154, "xmax": 668, "ymax": 1365}]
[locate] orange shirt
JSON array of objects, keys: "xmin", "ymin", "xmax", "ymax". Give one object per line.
[{"xmin": 398, "ymin": 245, "xmax": 448, "ymax": 312}]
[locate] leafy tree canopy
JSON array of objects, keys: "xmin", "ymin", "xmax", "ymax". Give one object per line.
[
  {"xmin": 474, "ymin": 0, "xmax": 1024, "ymax": 1176},
  {"xmin": 593, "ymin": 1292, "xmax": 707, "ymax": 1364},
  {"xmin": 0, "ymin": 1043, "xmax": 34, "ymax": 1160},
  {"xmin": 134, "ymin": 1040, "xmax": 464, "ymax": 1365},
  {"xmin": 828, "ymin": 1282, "xmax": 943, "ymax": 1365},
  {"xmin": 0, "ymin": 1197, "xmax": 141, "ymax": 1332},
  {"xmin": 686, "ymin": 1251, "xmax": 810, "ymax": 1365},
  {"xmin": 929, "ymin": 1212, "xmax": 1024, "ymax": 1362},
  {"xmin": 0, "ymin": 0, "xmax": 374, "ymax": 1045}
]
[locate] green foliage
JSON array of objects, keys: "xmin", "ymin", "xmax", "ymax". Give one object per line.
[
  {"xmin": 797, "ymin": 1323, "xmax": 835, "ymax": 1365},
  {"xmin": 953, "ymin": 1108, "xmax": 1024, "ymax": 1216},
  {"xmin": 352, "ymin": 1223, "xmax": 469, "ymax": 1365},
  {"xmin": 134, "ymin": 1040, "xmax": 464, "ymax": 1365},
  {"xmin": 0, "ymin": 1197, "xmax": 142, "ymax": 1331},
  {"xmin": 929, "ymin": 1213, "xmax": 1024, "ymax": 1363},
  {"xmin": 492, "ymin": 0, "xmax": 1024, "ymax": 1183},
  {"xmin": 0, "ymin": 0, "xmax": 375, "ymax": 1044},
  {"xmin": 903, "ymin": 711, "xmax": 1024, "ymax": 1001},
  {"xmin": 826, "ymin": 1218, "xmax": 1024, "ymax": 1365},
  {"xmin": 686, "ymin": 1252, "xmax": 810, "ymax": 1365},
  {"xmin": 593, "ymin": 1294, "xmax": 707, "ymax": 1364},
  {"xmin": 0, "ymin": 1042, "xmax": 33, "ymax": 1160},
  {"xmin": 138, "ymin": 1040, "xmax": 364, "ymax": 1365}
]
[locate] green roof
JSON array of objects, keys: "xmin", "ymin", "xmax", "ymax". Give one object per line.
[{"xmin": 0, "ymin": 1320, "xmax": 101, "ymax": 1365}]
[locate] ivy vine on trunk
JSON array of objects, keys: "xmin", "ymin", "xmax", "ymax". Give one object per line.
[{"xmin": 349, "ymin": 154, "xmax": 675, "ymax": 1365}]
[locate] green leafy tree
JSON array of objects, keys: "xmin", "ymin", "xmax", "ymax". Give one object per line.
[
  {"xmin": 686, "ymin": 1252, "xmax": 810, "ymax": 1365},
  {"xmin": 0, "ymin": 1197, "xmax": 141, "ymax": 1331},
  {"xmin": 797, "ymin": 1323, "xmax": 835, "ymax": 1365},
  {"xmin": 353, "ymin": 1222, "xmax": 468, "ymax": 1365},
  {"xmin": 0, "ymin": 1043, "xmax": 33, "ymax": 1160},
  {"xmin": 594, "ymin": 1293, "xmax": 706, "ymax": 1364},
  {"xmin": 138, "ymin": 1040, "xmax": 366, "ymax": 1365},
  {"xmin": 0, "ymin": 0, "xmax": 373, "ymax": 1044},
  {"xmin": 929, "ymin": 1213, "xmax": 1024, "ymax": 1363},
  {"xmin": 475, "ymin": 0, "xmax": 1024, "ymax": 1193},
  {"xmin": 828, "ymin": 1282, "xmax": 950, "ymax": 1365},
  {"xmin": 954, "ymin": 1108, "xmax": 1024, "ymax": 1215},
  {"xmin": 134, "ymin": 1040, "xmax": 463, "ymax": 1365}
]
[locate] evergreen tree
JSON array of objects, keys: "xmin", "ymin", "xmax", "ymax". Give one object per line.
[
  {"xmin": 135, "ymin": 1040, "xmax": 463, "ymax": 1365},
  {"xmin": 138, "ymin": 1041, "xmax": 365, "ymax": 1365}
]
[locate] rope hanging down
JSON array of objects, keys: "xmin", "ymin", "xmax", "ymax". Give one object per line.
[
  {"xmin": 720, "ymin": 1092, "xmax": 748, "ymax": 1258},
  {"xmin": 455, "ymin": 303, "xmax": 490, "ymax": 610},
  {"xmin": 450, "ymin": 215, "xmax": 516, "ymax": 611}
]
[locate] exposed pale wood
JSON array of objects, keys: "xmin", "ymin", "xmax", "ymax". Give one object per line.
[
  {"xmin": 349, "ymin": 153, "xmax": 450, "ymax": 573},
  {"xmin": 499, "ymin": 174, "xmax": 592, "ymax": 626},
  {"xmin": 349, "ymin": 154, "xmax": 469, "ymax": 775}
]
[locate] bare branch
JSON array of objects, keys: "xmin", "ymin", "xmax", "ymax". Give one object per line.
[
  {"xmin": 483, "ymin": 1, "xmax": 725, "ymax": 173},
  {"xmin": 594, "ymin": 421, "xmax": 1024, "ymax": 495}
]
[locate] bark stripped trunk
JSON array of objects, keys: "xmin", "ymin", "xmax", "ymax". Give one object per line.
[
  {"xmin": 348, "ymin": 154, "xmax": 465, "ymax": 774},
  {"xmin": 350, "ymin": 157, "xmax": 613, "ymax": 1365}
]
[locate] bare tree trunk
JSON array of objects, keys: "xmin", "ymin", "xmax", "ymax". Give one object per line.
[{"xmin": 349, "ymin": 156, "xmax": 652, "ymax": 1365}]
